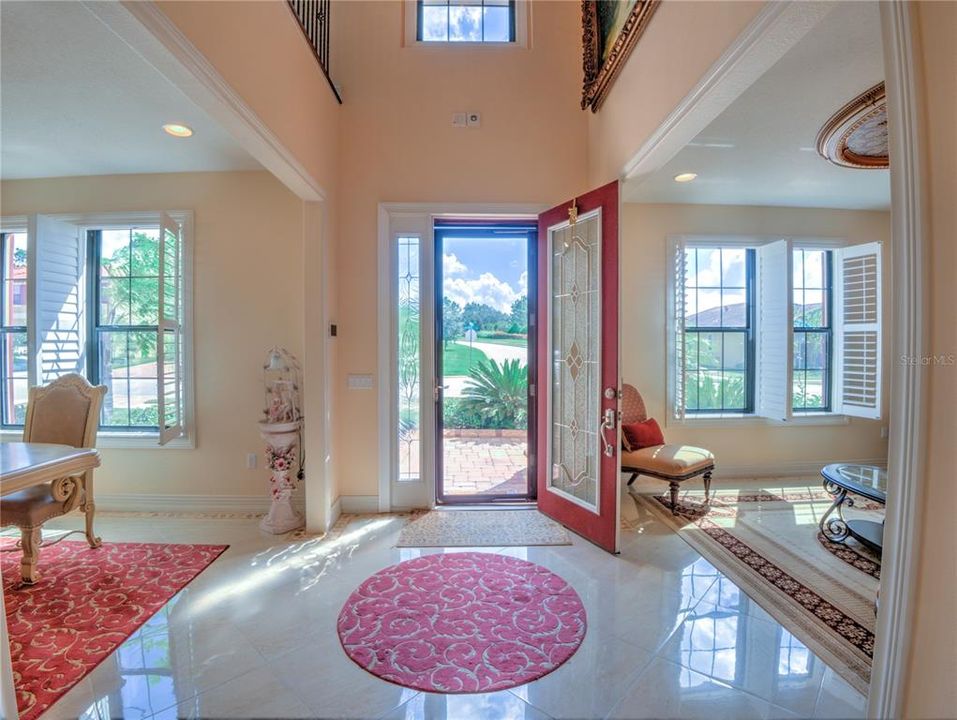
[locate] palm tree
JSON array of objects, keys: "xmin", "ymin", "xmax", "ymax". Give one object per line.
[{"xmin": 460, "ymin": 359, "xmax": 528, "ymax": 429}]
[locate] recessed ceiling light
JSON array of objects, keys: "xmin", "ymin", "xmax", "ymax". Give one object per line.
[
  {"xmin": 162, "ymin": 123, "xmax": 193, "ymax": 138},
  {"xmin": 673, "ymin": 172, "xmax": 698, "ymax": 183}
]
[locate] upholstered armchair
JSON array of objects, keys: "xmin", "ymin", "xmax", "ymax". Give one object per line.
[{"xmin": 2, "ymin": 373, "xmax": 107, "ymax": 582}]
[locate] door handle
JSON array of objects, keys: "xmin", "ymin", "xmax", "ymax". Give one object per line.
[
  {"xmin": 600, "ymin": 407, "xmax": 617, "ymax": 458},
  {"xmin": 433, "ymin": 384, "xmax": 449, "ymax": 402}
]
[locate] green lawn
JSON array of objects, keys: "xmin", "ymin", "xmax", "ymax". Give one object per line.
[
  {"xmin": 474, "ymin": 335, "xmax": 528, "ymax": 348},
  {"xmin": 443, "ymin": 342, "xmax": 490, "ymax": 376}
]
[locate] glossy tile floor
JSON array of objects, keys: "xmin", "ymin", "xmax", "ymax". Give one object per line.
[{"xmin": 35, "ymin": 479, "xmax": 868, "ymax": 720}]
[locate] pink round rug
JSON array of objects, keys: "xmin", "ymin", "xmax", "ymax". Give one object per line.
[{"xmin": 337, "ymin": 551, "xmax": 587, "ymax": 693}]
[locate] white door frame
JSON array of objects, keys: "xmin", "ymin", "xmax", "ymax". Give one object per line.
[
  {"xmin": 376, "ymin": 203, "xmax": 544, "ymax": 511},
  {"xmin": 618, "ymin": 3, "xmax": 927, "ymax": 717}
]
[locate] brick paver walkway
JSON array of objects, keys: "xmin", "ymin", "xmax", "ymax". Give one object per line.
[{"xmin": 442, "ymin": 436, "xmax": 528, "ymax": 496}]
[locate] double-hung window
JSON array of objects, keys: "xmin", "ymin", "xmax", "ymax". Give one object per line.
[
  {"xmin": 1, "ymin": 232, "xmax": 29, "ymax": 426},
  {"xmin": 8, "ymin": 212, "xmax": 191, "ymax": 445},
  {"xmin": 670, "ymin": 237, "xmax": 882, "ymax": 423}
]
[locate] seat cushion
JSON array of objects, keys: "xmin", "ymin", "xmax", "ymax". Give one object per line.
[
  {"xmin": 1, "ymin": 483, "xmax": 70, "ymax": 527},
  {"xmin": 621, "ymin": 444, "xmax": 714, "ymax": 478}
]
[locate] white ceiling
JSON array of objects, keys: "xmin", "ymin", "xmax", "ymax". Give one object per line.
[
  {"xmin": 0, "ymin": 1, "xmax": 261, "ymax": 180},
  {"xmin": 626, "ymin": 1, "xmax": 890, "ymax": 210}
]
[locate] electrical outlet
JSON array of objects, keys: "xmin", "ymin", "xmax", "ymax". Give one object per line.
[
  {"xmin": 467, "ymin": 112, "xmax": 481, "ymax": 127},
  {"xmin": 246, "ymin": 453, "xmax": 258, "ymax": 469},
  {"xmin": 452, "ymin": 112, "xmax": 467, "ymax": 128}
]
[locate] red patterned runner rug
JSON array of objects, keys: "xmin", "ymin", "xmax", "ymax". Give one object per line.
[
  {"xmin": 634, "ymin": 487, "xmax": 880, "ymax": 695},
  {"xmin": 2, "ymin": 540, "xmax": 227, "ymax": 720}
]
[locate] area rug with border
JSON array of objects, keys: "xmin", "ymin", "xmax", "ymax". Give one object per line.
[
  {"xmin": 632, "ymin": 485, "xmax": 881, "ymax": 694},
  {"xmin": 337, "ymin": 551, "xmax": 586, "ymax": 692},
  {"xmin": 396, "ymin": 509, "xmax": 571, "ymax": 548},
  {"xmin": 2, "ymin": 539, "xmax": 228, "ymax": 720}
]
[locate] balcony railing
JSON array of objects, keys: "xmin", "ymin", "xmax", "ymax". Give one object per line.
[{"xmin": 288, "ymin": 0, "xmax": 341, "ymax": 103}]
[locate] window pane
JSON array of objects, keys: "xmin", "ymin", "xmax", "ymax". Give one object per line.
[
  {"xmin": 697, "ymin": 332, "xmax": 722, "ymax": 370},
  {"xmin": 720, "ymin": 288, "xmax": 747, "ymax": 328},
  {"xmin": 695, "ymin": 248, "xmax": 720, "ymax": 287},
  {"xmin": 421, "ymin": 5, "xmax": 449, "ymax": 41},
  {"xmin": 721, "ymin": 371, "xmax": 746, "ymax": 409},
  {"xmin": 2, "ymin": 233, "xmax": 28, "ymax": 327},
  {"xmin": 397, "ymin": 236, "xmax": 420, "ymax": 482},
  {"xmin": 99, "ymin": 330, "xmax": 158, "ymax": 427},
  {"xmin": 130, "ymin": 228, "xmax": 160, "ymax": 277},
  {"xmin": 793, "ymin": 333, "xmax": 807, "ymax": 370},
  {"xmin": 130, "ymin": 278, "xmax": 160, "ymax": 325},
  {"xmin": 724, "ymin": 333, "xmax": 746, "ymax": 370},
  {"xmin": 2, "ymin": 332, "xmax": 28, "ymax": 425},
  {"xmin": 793, "ymin": 288, "xmax": 805, "ymax": 328},
  {"xmin": 802, "ymin": 289, "xmax": 824, "ymax": 328},
  {"xmin": 449, "ymin": 5, "xmax": 482, "ymax": 41},
  {"xmin": 131, "ymin": 378, "xmax": 160, "ymax": 427},
  {"xmin": 803, "ymin": 250, "xmax": 825, "ymax": 288},
  {"xmin": 100, "ymin": 230, "xmax": 130, "ymax": 276},
  {"xmin": 100, "ymin": 278, "xmax": 131, "ymax": 325},
  {"xmin": 805, "ymin": 332, "xmax": 827, "ymax": 370},
  {"xmin": 721, "ymin": 248, "xmax": 746, "ymax": 287},
  {"xmin": 694, "ymin": 289, "xmax": 721, "ymax": 327},
  {"xmin": 483, "ymin": 5, "xmax": 510, "ymax": 40}
]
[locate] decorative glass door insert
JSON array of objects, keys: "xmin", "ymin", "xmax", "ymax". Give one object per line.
[{"xmin": 548, "ymin": 212, "xmax": 601, "ymax": 510}]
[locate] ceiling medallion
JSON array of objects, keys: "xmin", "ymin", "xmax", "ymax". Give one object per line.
[{"xmin": 816, "ymin": 82, "xmax": 888, "ymax": 169}]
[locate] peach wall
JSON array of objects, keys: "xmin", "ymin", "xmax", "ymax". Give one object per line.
[
  {"xmin": 587, "ymin": 1, "xmax": 764, "ymax": 184},
  {"xmin": 621, "ymin": 203, "xmax": 890, "ymax": 470},
  {"xmin": 155, "ymin": 0, "xmax": 340, "ymax": 193},
  {"xmin": 902, "ymin": 2, "xmax": 957, "ymax": 716},
  {"xmin": 333, "ymin": 0, "xmax": 588, "ymax": 499},
  {"xmin": 0, "ymin": 171, "xmax": 307, "ymax": 504}
]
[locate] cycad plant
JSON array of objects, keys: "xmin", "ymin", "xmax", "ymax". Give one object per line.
[{"xmin": 460, "ymin": 359, "xmax": 528, "ymax": 429}]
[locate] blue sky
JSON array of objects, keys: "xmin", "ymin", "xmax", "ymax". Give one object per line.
[{"xmin": 443, "ymin": 236, "xmax": 527, "ymax": 313}]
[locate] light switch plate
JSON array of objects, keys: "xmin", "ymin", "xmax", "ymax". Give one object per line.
[
  {"xmin": 452, "ymin": 112, "xmax": 467, "ymax": 128},
  {"xmin": 347, "ymin": 374, "xmax": 374, "ymax": 390}
]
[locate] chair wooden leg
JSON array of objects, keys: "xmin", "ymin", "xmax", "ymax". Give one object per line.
[
  {"xmin": 703, "ymin": 471, "xmax": 713, "ymax": 503},
  {"xmin": 20, "ymin": 526, "xmax": 41, "ymax": 585},
  {"xmin": 627, "ymin": 472, "xmax": 639, "ymax": 487},
  {"xmin": 669, "ymin": 481, "xmax": 680, "ymax": 515},
  {"xmin": 81, "ymin": 473, "xmax": 101, "ymax": 548}
]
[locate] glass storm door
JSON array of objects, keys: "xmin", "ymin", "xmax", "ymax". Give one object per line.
[{"xmin": 537, "ymin": 181, "xmax": 620, "ymax": 553}]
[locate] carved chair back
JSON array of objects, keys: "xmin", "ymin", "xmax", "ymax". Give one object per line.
[{"xmin": 23, "ymin": 373, "xmax": 107, "ymax": 449}]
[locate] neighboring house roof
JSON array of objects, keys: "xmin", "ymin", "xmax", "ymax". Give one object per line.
[{"xmin": 687, "ymin": 302, "xmax": 823, "ymax": 327}]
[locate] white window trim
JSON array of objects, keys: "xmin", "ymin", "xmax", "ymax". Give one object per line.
[
  {"xmin": 403, "ymin": 0, "xmax": 529, "ymax": 48},
  {"xmin": 667, "ymin": 234, "xmax": 862, "ymax": 427},
  {"xmin": 0, "ymin": 211, "xmax": 196, "ymax": 449}
]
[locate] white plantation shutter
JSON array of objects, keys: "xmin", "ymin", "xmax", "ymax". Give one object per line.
[
  {"xmin": 157, "ymin": 212, "xmax": 184, "ymax": 444},
  {"xmin": 834, "ymin": 242, "xmax": 882, "ymax": 419},
  {"xmin": 668, "ymin": 237, "xmax": 687, "ymax": 421},
  {"xmin": 756, "ymin": 239, "xmax": 792, "ymax": 421},
  {"xmin": 26, "ymin": 215, "xmax": 85, "ymax": 385}
]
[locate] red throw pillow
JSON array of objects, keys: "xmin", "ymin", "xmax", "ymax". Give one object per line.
[{"xmin": 622, "ymin": 418, "xmax": 665, "ymax": 451}]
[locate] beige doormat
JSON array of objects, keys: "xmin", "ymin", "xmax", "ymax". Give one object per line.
[
  {"xmin": 634, "ymin": 485, "xmax": 882, "ymax": 695},
  {"xmin": 396, "ymin": 509, "xmax": 571, "ymax": 548}
]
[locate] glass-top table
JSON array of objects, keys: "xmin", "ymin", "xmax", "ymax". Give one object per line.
[{"xmin": 820, "ymin": 463, "xmax": 887, "ymax": 553}]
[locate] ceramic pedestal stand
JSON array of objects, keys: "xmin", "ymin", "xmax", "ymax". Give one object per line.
[{"xmin": 258, "ymin": 420, "xmax": 303, "ymax": 534}]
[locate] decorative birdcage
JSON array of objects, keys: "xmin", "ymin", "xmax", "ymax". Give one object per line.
[
  {"xmin": 262, "ymin": 347, "xmax": 302, "ymax": 427},
  {"xmin": 258, "ymin": 347, "xmax": 304, "ymax": 534}
]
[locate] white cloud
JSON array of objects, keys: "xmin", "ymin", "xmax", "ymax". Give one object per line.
[
  {"xmin": 443, "ymin": 253, "xmax": 467, "ymax": 276},
  {"xmin": 445, "ymin": 273, "xmax": 521, "ymax": 313},
  {"xmin": 518, "ymin": 271, "xmax": 528, "ymax": 296}
]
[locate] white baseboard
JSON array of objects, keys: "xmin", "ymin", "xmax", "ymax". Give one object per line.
[
  {"xmin": 329, "ymin": 497, "xmax": 342, "ymax": 528},
  {"xmin": 96, "ymin": 493, "xmax": 307, "ymax": 515},
  {"xmin": 707, "ymin": 457, "xmax": 886, "ymax": 480},
  {"xmin": 339, "ymin": 495, "xmax": 379, "ymax": 514}
]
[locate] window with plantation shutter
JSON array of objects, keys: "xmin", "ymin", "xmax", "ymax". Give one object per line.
[
  {"xmin": 27, "ymin": 215, "xmax": 85, "ymax": 386},
  {"xmin": 157, "ymin": 212, "xmax": 185, "ymax": 445},
  {"xmin": 833, "ymin": 242, "xmax": 882, "ymax": 419}
]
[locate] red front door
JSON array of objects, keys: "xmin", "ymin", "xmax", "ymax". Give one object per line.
[{"xmin": 536, "ymin": 181, "xmax": 620, "ymax": 553}]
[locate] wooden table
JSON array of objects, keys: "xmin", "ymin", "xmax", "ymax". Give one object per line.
[{"xmin": 1, "ymin": 442, "xmax": 101, "ymax": 583}]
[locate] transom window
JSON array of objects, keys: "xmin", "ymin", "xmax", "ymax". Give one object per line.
[
  {"xmin": 683, "ymin": 247, "xmax": 754, "ymax": 414},
  {"xmin": 417, "ymin": 0, "xmax": 515, "ymax": 42},
  {"xmin": 792, "ymin": 249, "xmax": 832, "ymax": 412},
  {"xmin": 1, "ymin": 232, "xmax": 29, "ymax": 426}
]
